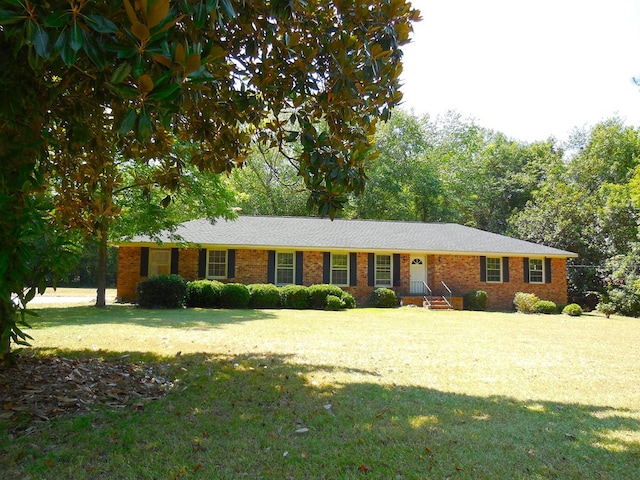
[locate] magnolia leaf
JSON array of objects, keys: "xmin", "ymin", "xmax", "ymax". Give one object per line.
[
  {"xmin": 44, "ymin": 10, "xmax": 70, "ymax": 28},
  {"xmin": 131, "ymin": 22, "xmax": 150, "ymax": 42},
  {"xmin": 68, "ymin": 21, "xmax": 83, "ymax": 52},
  {"xmin": 82, "ymin": 35, "xmax": 106, "ymax": 69},
  {"xmin": 118, "ymin": 109, "xmax": 138, "ymax": 136},
  {"xmin": 152, "ymin": 54, "xmax": 172, "ymax": 68},
  {"xmin": 148, "ymin": 0, "xmax": 170, "ymax": 29},
  {"xmin": 110, "ymin": 62, "xmax": 132, "ymax": 84},
  {"xmin": 137, "ymin": 110, "xmax": 153, "ymax": 141},
  {"xmin": 33, "ymin": 24, "xmax": 51, "ymax": 58},
  {"xmin": 123, "ymin": 0, "xmax": 138, "ymax": 25},
  {"xmin": 174, "ymin": 42, "xmax": 185, "ymax": 63},
  {"xmin": 185, "ymin": 54, "xmax": 201, "ymax": 75},
  {"xmin": 138, "ymin": 74, "xmax": 154, "ymax": 93},
  {"xmin": 84, "ymin": 14, "xmax": 118, "ymax": 34}
]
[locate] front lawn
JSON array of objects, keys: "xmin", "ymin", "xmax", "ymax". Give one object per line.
[{"xmin": 2, "ymin": 306, "xmax": 639, "ymax": 479}]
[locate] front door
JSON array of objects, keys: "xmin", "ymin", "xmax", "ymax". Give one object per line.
[{"xmin": 410, "ymin": 256, "xmax": 426, "ymax": 294}]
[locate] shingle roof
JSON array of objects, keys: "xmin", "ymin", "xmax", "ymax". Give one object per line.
[{"xmin": 124, "ymin": 216, "xmax": 576, "ymax": 257}]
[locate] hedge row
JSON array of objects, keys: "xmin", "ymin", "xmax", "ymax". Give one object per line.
[{"xmin": 136, "ymin": 275, "xmax": 361, "ymax": 310}]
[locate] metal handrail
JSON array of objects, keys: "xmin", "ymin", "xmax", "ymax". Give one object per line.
[
  {"xmin": 440, "ymin": 281, "xmax": 452, "ymax": 308},
  {"xmin": 423, "ymin": 281, "xmax": 432, "ymax": 308}
]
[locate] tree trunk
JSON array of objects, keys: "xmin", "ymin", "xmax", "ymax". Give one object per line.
[
  {"xmin": 95, "ymin": 227, "xmax": 108, "ymax": 308},
  {"xmin": 0, "ymin": 296, "xmax": 14, "ymax": 366}
]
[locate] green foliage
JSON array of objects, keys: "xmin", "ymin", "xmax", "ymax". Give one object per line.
[
  {"xmin": 220, "ymin": 283, "xmax": 251, "ymax": 309},
  {"xmin": 308, "ymin": 284, "xmax": 346, "ymax": 309},
  {"xmin": 279, "ymin": 285, "xmax": 309, "ymax": 309},
  {"xmin": 248, "ymin": 284, "xmax": 281, "ymax": 309},
  {"xmin": 186, "ymin": 280, "xmax": 223, "ymax": 308},
  {"xmin": 463, "ymin": 290, "xmax": 488, "ymax": 311},
  {"xmin": 341, "ymin": 292, "xmax": 357, "ymax": 309},
  {"xmin": 532, "ymin": 300, "xmax": 557, "ymax": 314},
  {"xmin": 562, "ymin": 303, "xmax": 583, "ymax": 317},
  {"xmin": 596, "ymin": 302, "xmax": 615, "ymax": 318},
  {"xmin": 326, "ymin": 295, "xmax": 345, "ymax": 311},
  {"xmin": 513, "ymin": 292, "xmax": 539, "ymax": 314},
  {"xmin": 370, "ymin": 288, "xmax": 399, "ymax": 308},
  {"xmin": 137, "ymin": 275, "xmax": 187, "ymax": 309}
]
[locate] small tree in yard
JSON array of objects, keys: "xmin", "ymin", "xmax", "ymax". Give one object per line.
[{"xmin": 0, "ymin": 0, "xmax": 420, "ymax": 363}]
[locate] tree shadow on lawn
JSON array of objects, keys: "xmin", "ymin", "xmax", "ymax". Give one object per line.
[
  {"xmin": 29, "ymin": 305, "xmax": 278, "ymax": 329},
  {"xmin": 3, "ymin": 350, "xmax": 639, "ymax": 479}
]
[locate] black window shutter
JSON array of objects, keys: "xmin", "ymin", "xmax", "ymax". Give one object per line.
[
  {"xmin": 323, "ymin": 252, "xmax": 331, "ymax": 284},
  {"xmin": 170, "ymin": 248, "xmax": 179, "ymax": 274},
  {"xmin": 523, "ymin": 257, "xmax": 530, "ymax": 283},
  {"xmin": 393, "ymin": 254, "xmax": 401, "ymax": 287},
  {"xmin": 140, "ymin": 247, "xmax": 149, "ymax": 276},
  {"xmin": 480, "ymin": 256, "xmax": 487, "ymax": 282},
  {"xmin": 545, "ymin": 258, "xmax": 552, "ymax": 284},
  {"xmin": 228, "ymin": 249, "xmax": 236, "ymax": 278},
  {"xmin": 350, "ymin": 253, "xmax": 357, "ymax": 286},
  {"xmin": 295, "ymin": 251, "xmax": 304, "ymax": 285},
  {"xmin": 198, "ymin": 249, "xmax": 207, "ymax": 278},
  {"xmin": 267, "ymin": 250, "xmax": 276, "ymax": 284},
  {"xmin": 368, "ymin": 253, "xmax": 375, "ymax": 286},
  {"xmin": 503, "ymin": 257, "xmax": 510, "ymax": 282}
]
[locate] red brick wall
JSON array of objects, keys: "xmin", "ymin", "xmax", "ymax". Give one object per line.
[
  {"xmin": 116, "ymin": 246, "xmax": 568, "ymax": 310},
  {"xmin": 429, "ymin": 255, "xmax": 568, "ymax": 311}
]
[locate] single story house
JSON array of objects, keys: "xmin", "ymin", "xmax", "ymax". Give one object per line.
[{"xmin": 116, "ymin": 215, "xmax": 577, "ymax": 310}]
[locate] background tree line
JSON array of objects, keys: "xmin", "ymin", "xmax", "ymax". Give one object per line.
[{"xmin": 227, "ymin": 110, "xmax": 640, "ymax": 314}]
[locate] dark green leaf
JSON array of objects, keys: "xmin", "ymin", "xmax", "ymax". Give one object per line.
[
  {"xmin": 84, "ymin": 14, "xmax": 118, "ymax": 34},
  {"xmin": 148, "ymin": 82, "xmax": 181, "ymax": 102},
  {"xmin": 69, "ymin": 21, "xmax": 84, "ymax": 52},
  {"xmin": 110, "ymin": 61, "xmax": 132, "ymax": 84},
  {"xmin": 59, "ymin": 38, "xmax": 77, "ymax": 65},
  {"xmin": 44, "ymin": 10, "xmax": 70, "ymax": 28},
  {"xmin": 219, "ymin": 0, "xmax": 236, "ymax": 18},
  {"xmin": 194, "ymin": 3, "xmax": 207, "ymax": 29},
  {"xmin": 0, "ymin": 10, "xmax": 27, "ymax": 25},
  {"xmin": 118, "ymin": 109, "xmax": 138, "ymax": 136},
  {"xmin": 109, "ymin": 83, "xmax": 139, "ymax": 98},
  {"xmin": 137, "ymin": 110, "xmax": 153, "ymax": 141},
  {"xmin": 33, "ymin": 24, "xmax": 51, "ymax": 58},
  {"xmin": 82, "ymin": 34, "xmax": 106, "ymax": 69}
]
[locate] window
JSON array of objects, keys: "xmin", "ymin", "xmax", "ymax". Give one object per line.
[
  {"xmin": 486, "ymin": 257, "xmax": 502, "ymax": 283},
  {"xmin": 276, "ymin": 252, "xmax": 295, "ymax": 285},
  {"xmin": 149, "ymin": 249, "xmax": 170, "ymax": 276},
  {"xmin": 529, "ymin": 258, "xmax": 544, "ymax": 283},
  {"xmin": 331, "ymin": 253, "xmax": 349, "ymax": 286},
  {"xmin": 207, "ymin": 250, "xmax": 227, "ymax": 279},
  {"xmin": 375, "ymin": 254, "xmax": 392, "ymax": 287}
]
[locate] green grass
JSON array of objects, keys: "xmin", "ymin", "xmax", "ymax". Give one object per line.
[{"xmin": 2, "ymin": 306, "xmax": 640, "ymax": 479}]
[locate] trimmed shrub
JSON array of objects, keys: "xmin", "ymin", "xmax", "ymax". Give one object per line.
[
  {"xmin": 370, "ymin": 288, "xmax": 399, "ymax": 308},
  {"xmin": 308, "ymin": 284, "xmax": 346, "ymax": 309},
  {"xmin": 220, "ymin": 283, "xmax": 251, "ymax": 308},
  {"xmin": 463, "ymin": 290, "xmax": 488, "ymax": 311},
  {"xmin": 562, "ymin": 303, "xmax": 583, "ymax": 316},
  {"xmin": 326, "ymin": 294, "xmax": 345, "ymax": 311},
  {"xmin": 186, "ymin": 279, "xmax": 223, "ymax": 308},
  {"xmin": 248, "ymin": 283, "xmax": 281, "ymax": 309},
  {"xmin": 137, "ymin": 274, "xmax": 187, "ymax": 309},
  {"xmin": 513, "ymin": 292, "xmax": 539, "ymax": 314},
  {"xmin": 280, "ymin": 285, "xmax": 309, "ymax": 309},
  {"xmin": 596, "ymin": 302, "xmax": 615, "ymax": 319},
  {"xmin": 341, "ymin": 292, "xmax": 356, "ymax": 309},
  {"xmin": 533, "ymin": 300, "xmax": 557, "ymax": 314}
]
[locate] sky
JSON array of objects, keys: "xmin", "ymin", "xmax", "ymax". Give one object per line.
[{"xmin": 399, "ymin": 0, "xmax": 640, "ymax": 142}]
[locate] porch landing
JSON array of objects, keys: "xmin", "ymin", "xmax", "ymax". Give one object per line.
[{"xmin": 400, "ymin": 295, "xmax": 463, "ymax": 310}]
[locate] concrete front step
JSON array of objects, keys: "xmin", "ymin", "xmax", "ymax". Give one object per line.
[{"xmin": 400, "ymin": 296, "xmax": 453, "ymax": 309}]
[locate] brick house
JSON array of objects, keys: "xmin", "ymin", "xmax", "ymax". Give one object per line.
[{"xmin": 116, "ymin": 216, "xmax": 577, "ymax": 310}]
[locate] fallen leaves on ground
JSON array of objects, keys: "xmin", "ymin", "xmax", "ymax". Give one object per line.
[{"xmin": 0, "ymin": 355, "xmax": 174, "ymax": 436}]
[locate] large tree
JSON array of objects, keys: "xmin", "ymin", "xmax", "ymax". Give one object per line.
[{"xmin": 0, "ymin": 0, "xmax": 419, "ymax": 363}]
